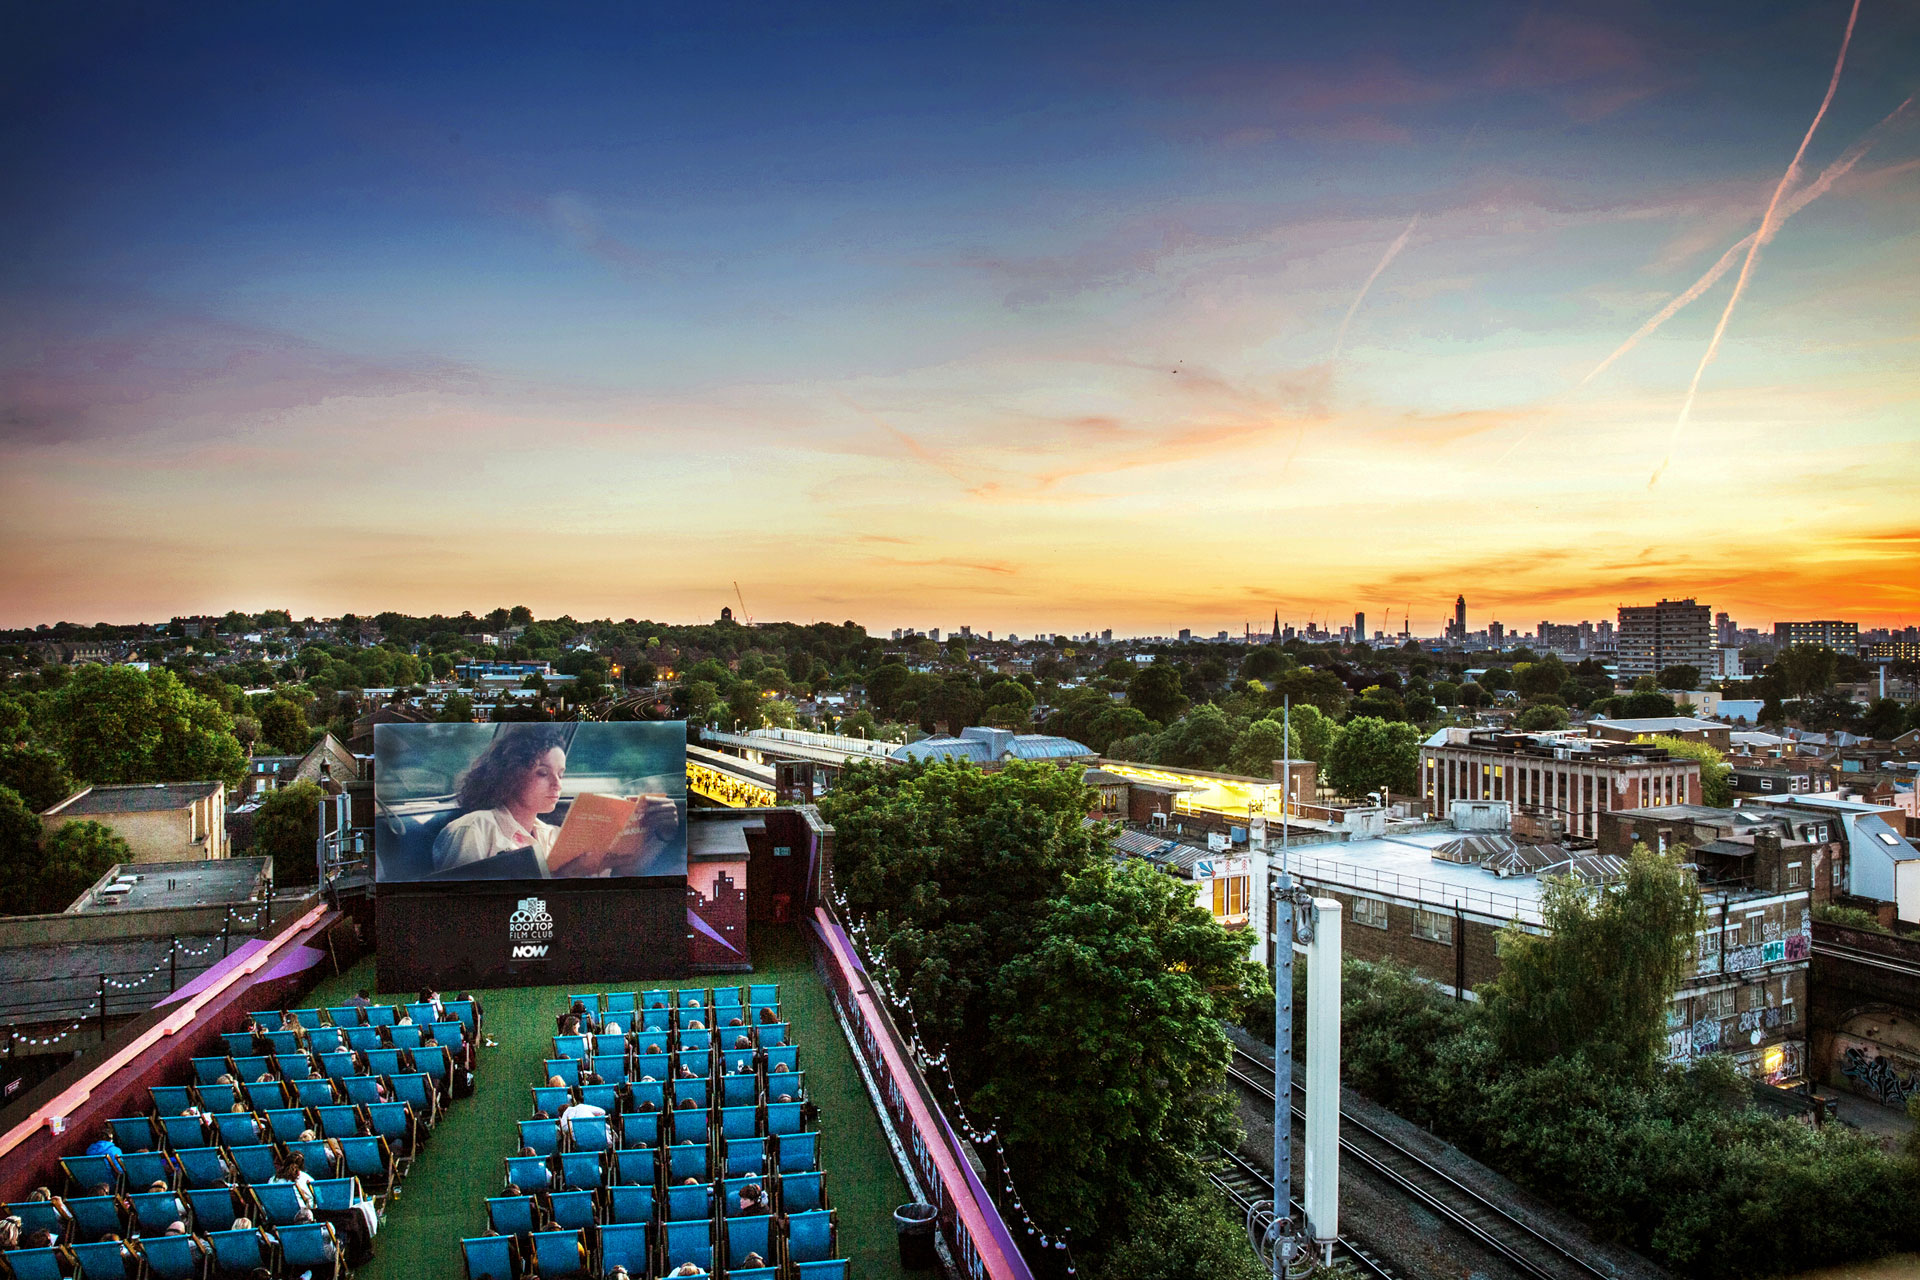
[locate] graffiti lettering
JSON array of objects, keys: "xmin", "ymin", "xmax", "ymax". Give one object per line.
[
  {"xmin": 1840, "ymin": 1047, "xmax": 1919, "ymax": 1107},
  {"xmin": 1692, "ymin": 1018, "xmax": 1721, "ymax": 1051},
  {"xmin": 1784, "ymin": 934, "xmax": 1809, "ymax": 961}
]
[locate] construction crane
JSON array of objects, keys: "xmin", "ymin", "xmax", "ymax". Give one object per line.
[{"xmin": 733, "ymin": 582, "xmax": 752, "ymax": 626}]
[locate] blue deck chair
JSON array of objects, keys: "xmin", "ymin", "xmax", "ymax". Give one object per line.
[
  {"xmin": 460, "ymin": 1235, "xmax": 516, "ymax": 1280},
  {"xmin": 580, "ymin": 1084, "xmax": 622, "ymax": 1115},
  {"xmin": 529, "ymin": 1229, "xmax": 590, "ymax": 1280},
  {"xmin": 340, "ymin": 1075, "xmax": 381, "ymax": 1107},
  {"xmin": 612, "ymin": 1148, "xmax": 655, "ymax": 1187},
  {"xmin": 206, "ymin": 1229, "xmax": 271, "ymax": 1279},
  {"xmin": 590, "ymin": 1033, "xmax": 624, "ymax": 1058},
  {"xmin": 598, "ymin": 1222, "xmax": 649, "ymax": 1278},
  {"xmin": 723, "ymin": 1073, "xmax": 758, "ymax": 1107},
  {"xmin": 677, "ymin": 989, "xmax": 707, "ymax": 1014},
  {"xmin": 668, "ymin": 1142, "xmax": 708, "ymax": 1184},
  {"xmin": 795, "ymin": 1261, "xmax": 850, "ymax": 1280},
  {"xmin": 556, "ymin": 1151, "xmax": 602, "ymax": 1192},
  {"xmin": 488, "ymin": 1194, "xmax": 540, "ymax": 1239},
  {"xmin": 406, "ymin": 1002, "xmax": 437, "ymax": 1026},
  {"xmin": 546, "ymin": 1189, "xmax": 597, "ymax": 1235},
  {"xmin": 62, "ymin": 1152, "xmax": 120, "ymax": 1194},
  {"xmin": 678, "ymin": 1029, "xmax": 712, "ymax": 1055},
  {"xmin": 432, "ymin": 1021, "xmax": 468, "ymax": 1054},
  {"xmin": 667, "ymin": 1107, "xmax": 706, "ymax": 1147},
  {"xmin": 190, "ymin": 1058, "xmax": 229, "ymax": 1086},
  {"xmin": 135, "ymin": 1233, "xmax": 204, "ymax": 1280},
  {"xmin": 388, "ymin": 1025, "xmax": 424, "ymax": 1051},
  {"xmin": 763, "ymin": 1045, "xmax": 798, "ymax": 1075},
  {"xmin": 319, "ymin": 1050, "xmax": 357, "ymax": 1082},
  {"xmin": 389, "ymin": 1073, "xmax": 439, "ymax": 1123},
  {"xmin": 293, "ymin": 1009, "xmax": 324, "ymax": 1030},
  {"xmin": 756, "ymin": 1022, "xmax": 789, "ymax": 1048},
  {"xmin": 4, "ymin": 1246, "xmax": 75, "ymax": 1280},
  {"xmin": 120, "ymin": 1150, "xmax": 175, "ymax": 1191},
  {"xmin": 109, "ymin": 1116, "xmax": 158, "ymax": 1153},
  {"xmin": 532, "ymin": 1085, "xmax": 572, "ymax": 1116},
  {"xmin": 726, "ymin": 1137, "xmax": 767, "ymax": 1180},
  {"xmin": 243, "ymin": 1081, "xmax": 287, "ymax": 1112},
  {"xmin": 227, "ymin": 1144, "xmax": 279, "ymax": 1185},
  {"xmin": 634, "ymin": 1053, "xmax": 669, "ymax": 1082},
  {"xmin": 589, "ymin": 1055, "xmax": 627, "ymax": 1085},
  {"xmin": 726, "ymin": 1214, "xmax": 773, "ymax": 1271},
  {"xmin": 518, "ymin": 1118, "xmax": 561, "ymax": 1157},
  {"xmin": 338, "ymin": 1135, "xmax": 393, "ymax": 1192},
  {"xmin": 279, "ymin": 1222, "xmax": 343, "ymax": 1280},
  {"xmin": 776, "ymin": 1131, "xmax": 818, "ymax": 1174},
  {"xmin": 129, "ymin": 1190, "xmax": 188, "ymax": 1235},
  {"xmin": 765, "ymin": 1102, "xmax": 804, "ymax": 1137},
  {"xmin": 220, "ymin": 1032, "xmax": 255, "ymax": 1057},
  {"xmin": 619, "ymin": 1112, "xmax": 658, "ymax": 1150},
  {"xmin": 673, "ymin": 1079, "xmax": 708, "ymax": 1110},
  {"xmin": 569, "ymin": 1115, "xmax": 612, "ymax": 1153},
  {"xmin": 364, "ymin": 1048, "xmax": 404, "ymax": 1078},
  {"xmin": 63, "ymin": 1196, "xmax": 126, "ymax": 1241},
  {"xmin": 505, "ymin": 1154, "xmax": 552, "ymax": 1195},
  {"xmin": 344, "ymin": 1025, "xmax": 382, "ymax": 1054},
  {"xmin": 326, "ymin": 1005, "xmax": 364, "ymax": 1028},
  {"xmin": 71, "ymin": 1240, "xmax": 139, "ymax": 1280},
  {"xmin": 543, "ymin": 1058, "xmax": 580, "ymax": 1088},
  {"xmin": 630, "ymin": 1080, "xmax": 666, "ymax": 1112},
  {"xmin": 6, "ymin": 1202, "xmax": 68, "ymax": 1240},
  {"xmin": 444, "ymin": 999, "xmax": 477, "ymax": 1035},
  {"xmin": 722, "ymin": 1173, "xmax": 771, "ymax": 1218},
  {"xmin": 604, "ymin": 992, "xmax": 636, "ymax": 1019},
  {"xmin": 787, "ymin": 1209, "xmax": 836, "ymax": 1264},
  {"xmin": 416, "ymin": 1046, "xmax": 453, "ymax": 1096},
  {"xmin": 263, "ymin": 1108, "xmax": 312, "ymax": 1144},
  {"xmin": 640, "ymin": 1006, "xmax": 671, "ymax": 1035},
  {"xmin": 666, "ymin": 1181, "xmax": 710, "ymax": 1222},
  {"xmin": 641, "ymin": 988, "xmax": 670, "ymax": 1011},
  {"xmin": 567, "ymin": 993, "xmax": 601, "ymax": 1017},
  {"xmin": 307, "ymin": 1027, "xmax": 344, "ymax": 1055},
  {"xmin": 265, "ymin": 1031, "xmax": 303, "ymax": 1056},
  {"xmin": 363, "ymin": 1005, "xmax": 396, "ymax": 1028},
  {"xmin": 250, "ymin": 1180, "xmax": 307, "ymax": 1227},
  {"xmin": 747, "ymin": 983, "xmax": 777, "ymax": 1007},
  {"xmin": 732, "ymin": 1269, "xmax": 780, "ymax": 1280},
  {"xmin": 150, "ymin": 1085, "xmax": 196, "ymax": 1115},
  {"xmin": 195, "ymin": 1083, "xmax": 239, "ymax": 1114},
  {"xmin": 764, "ymin": 1070, "xmax": 805, "ymax": 1103},
  {"xmin": 606, "ymin": 1185, "xmax": 654, "ymax": 1225},
  {"xmin": 661, "ymin": 1219, "xmax": 712, "ymax": 1275},
  {"xmin": 285, "ymin": 1138, "xmax": 341, "ymax": 1179},
  {"xmin": 366, "ymin": 1101, "xmax": 416, "ymax": 1159},
  {"xmin": 294, "ymin": 1076, "xmax": 340, "ymax": 1108},
  {"xmin": 779, "ymin": 1170, "xmax": 825, "ymax": 1215},
  {"xmin": 313, "ymin": 1104, "xmax": 362, "ymax": 1140},
  {"xmin": 719, "ymin": 1106, "xmax": 758, "ymax": 1142},
  {"xmin": 673, "ymin": 1049, "xmax": 709, "ymax": 1078},
  {"xmin": 173, "ymin": 1146, "xmax": 231, "ymax": 1190},
  {"xmin": 229, "ymin": 1055, "xmax": 272, "ymax": 1081},
  {"xmin": 185, "ymin": 1184, "xmax": 243, "ymax": 1232},
  {"xmin": 274, "ymin": 1054, "xmax": 316, "ymax": 1082},
  {"xmin": 713, "ymin": 985, "xmax": 743, "ymax": 1011},
  {"xmin": 310, "ymin": 1177, "xmax": 367, "ymax": 1218}
]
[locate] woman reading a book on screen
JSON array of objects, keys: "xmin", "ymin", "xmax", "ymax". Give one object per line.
[{"xmin": 431, "ymin": 726, "xmax": 674, "ymax": 878}]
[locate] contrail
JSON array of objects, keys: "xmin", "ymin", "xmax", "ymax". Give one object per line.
[
  {"xmin": 1586, "ymin": 94, "xmax": 1912, "ymax": 389},
  {"xmin": 1651, "ymin": 0, "xmax": 1862, "ymax": 488},
  {"xmin": 1333, "ymin": 213, "xmax": 1419, "ymax": 359}
]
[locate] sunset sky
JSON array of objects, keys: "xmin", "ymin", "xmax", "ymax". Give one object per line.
[{"xmin": 3, "ymin": 2, "xmax": 1917, "ymax": 637}]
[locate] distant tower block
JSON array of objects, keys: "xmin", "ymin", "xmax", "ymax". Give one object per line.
[
  {"xmin": 1355, "ymin": 611, "xmax": 1365, "ymax": 641},
  {"xmin": 1454, "ymin": 594, "xmax": 1467, "ymax": 639}
]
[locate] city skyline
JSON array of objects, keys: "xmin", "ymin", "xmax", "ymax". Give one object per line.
[{"xmin": 4, "ymin": 3, "xmax": 1919, "ymax": 632}]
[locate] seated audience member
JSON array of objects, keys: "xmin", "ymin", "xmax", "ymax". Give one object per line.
[{"xmin": 737, "ymin": 1184, "xmax": 765, "ymax": 1215}]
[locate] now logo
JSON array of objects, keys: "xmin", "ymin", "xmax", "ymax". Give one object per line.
[{"xmin": 511, "ymin": 944, "xmax": 550, "ymax": 959}]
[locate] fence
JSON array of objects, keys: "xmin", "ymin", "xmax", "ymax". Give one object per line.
[{"xmin": 1281, "ymin": 849, "xmax": 1544, "ymax": 926}]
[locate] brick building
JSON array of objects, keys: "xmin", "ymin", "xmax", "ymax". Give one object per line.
[
  {"xmin": 1419, "ymin": 728, "xmax": 1702, "ymax": 840},
  {"xmin": 41, "ymin": 782, "xmax": 229, "ymax": 863}
]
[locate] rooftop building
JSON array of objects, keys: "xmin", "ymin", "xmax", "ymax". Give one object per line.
[
  {"xmin": 891, "ymin": 726, "xmax": 1094, "ymax": 769},
  {"xmin": 41, "ymin": 781, "xmax": 228, "ymax": 863},
  {"xmin": 1419, "ymin": 727, "xmax": 1702, "ymax": 840},
  {"xmin": 66, "ymin": 857, "xmax": 271, "ymax": 914}
]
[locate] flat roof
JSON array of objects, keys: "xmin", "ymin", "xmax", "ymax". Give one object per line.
[
  {"xmin": 0, "ymin": 935, "xmax": 232, "ymax": 1024},
  {"xmin": 1590, "ymin": 717, "xmax": 1726, "ymax": 733},
  {"xmin": 71, "ymin": 858, "xmax": 268, "ymax": 913},
  {"xmin": 1280, "ymin": 828, "xmax": 1548, "ymax": 924},
  {"xmin": 47, "ymin": 782, "xmax": 220, "ymax": 816}
]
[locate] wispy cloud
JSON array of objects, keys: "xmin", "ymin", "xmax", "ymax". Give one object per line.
[{"xmin": 1333, "ymin": 213, "xmax": 1420, "ymax": 358}]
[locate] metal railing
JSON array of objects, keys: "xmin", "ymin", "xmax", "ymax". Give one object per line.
[{"xmin": 1278, "ymin": 850, "xmax": 1544, "ymax": 926}]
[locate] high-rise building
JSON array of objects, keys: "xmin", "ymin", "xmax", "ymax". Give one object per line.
[
  {"xmin": 1454, "ymin": 595, "xmax": 1467, "ymax": 640},
  {"xmin": 1715, "ymin": 612, "xmax": 1736, "ymax": 646},
  {"xmin": 1355, "ymin": 611, "xmax": 1365, "ymax": 640},
  {"xmin": 1489, "ymin": 621, "xmax": 1505, "ymax": 648},
  {"xmin": 1617, "ymin": 599, "xmax": 1713, "ymax": 679},
  {"xmin": 1773, "ymin": 621, "xmax": 1858, "ymax": 652},
  {"xmin": 1178, "ymin": 628, "xmax": 1192, "ymax": 642}
]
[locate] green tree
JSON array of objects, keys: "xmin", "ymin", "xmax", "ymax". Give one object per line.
[
  {"xmin": 259, "ymin": 698, "xmax": 313, "ymax": 754},
  {"xmin": 1085, "ymin": 705, "xmax": 1153, "ymax": 756},
  {"xmin": 1637, "ymin": 735, "xmax": 1732, "ymax": 807},
  {"xmin": 1513, "ymin": 704, "xmax": 1570, "ymax": 732},
  {"xmin": 1090, "ymin": 1192, "xmax": 1266, "ymax": 1280},
  {"xmin": 1486, "ymin": 844, "xmax": 1703, "ymax": 1078},
  {"xmin": 1772, "ymin": 645, "xmax": 1839, "ymax": 700},
  {"xmin": 1457, "ymin": 681, "xmax": 1487, "ymax": 708},
  {"xmin": 252, "ymin": 781, "xmax": 327, "ymax": 885},
  {"xmin": 1127, "ymin": 662, "xmax": 1189, "ymax": 725},
  {"xmin": 51, "ymin": 666, "xmax": 246, "ymax": 791},
  {"xmin": 1287, "ymin": 702, "xmax": 1335, "ymax": 769},
  {"xmin": 0, "ymin": 786, "xmax": 44, "ymax": 914},
  {"xmin": 1227, "ymin": 717, "xmax": 1300, "ymax": 778},
  {"xmin": 437, "ymin": 694, "xmax": 475, "ymax": 723},
  {"xmin": 1270, "ymin": 667, "xmax": 1350, "ymax": 718},
  {"xmin": 978, "ymin": 859, "xmax": 1264, "ymax": 1238},
  {"xmin": 1657, "ymin": 664, "xmax": 1701, "ymax": 691},
  {"xmin": 1514, "ymin": 654, "xmax": 1570, "ymax": 698},
  {"xmin": 0, "ymin": 696, "xmax": 30, "ymax": 744},
  {"xmin": 0, "ymin": 743, "xmax": 75, "ymax": 812},
  {"xmin": 1155, "ymin": 703, "xmax": 1236, "ymax": 770},
  {"xmin": 1862, "ymin": 698, "xmax": 1906, "ymax": 740},
  {"xmin": 35, "ymin": 821, "xmax": 131, "ymax": 913},
  {"xmin": 1323, "ymin": 717, "xmax": 1422, "ymax": 799}
]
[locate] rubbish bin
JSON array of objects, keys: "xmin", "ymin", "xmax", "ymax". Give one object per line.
[{"xmin": 894, "ymin": 1202, "xmax": 939, "ymax": 1269}]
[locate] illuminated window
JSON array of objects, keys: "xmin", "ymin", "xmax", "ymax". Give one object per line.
[
  {"xmin": 1412, "ymin": 908, "xmax": 1453, "ymax": 945},
  {"xmin": 1212, "ymin": 875, "xmax": 1247, "ymax": 918},
  {"xmin": 1350, "ymin": 895, "xmax": 1389, "ymax": 930}
]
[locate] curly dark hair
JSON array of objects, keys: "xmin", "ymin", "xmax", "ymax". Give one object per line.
[{"xmin": 455, "ymin": 726, "xmax": 569, "ymax": 813}]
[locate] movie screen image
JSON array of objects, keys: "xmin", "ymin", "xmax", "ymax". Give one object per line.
[{"xmin": 374, "ymin": 722, "xmax": 687, "ymax": 882}]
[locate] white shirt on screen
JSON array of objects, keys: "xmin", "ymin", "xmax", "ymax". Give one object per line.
[{"xmin": 431, "ymin": 808, "xmax": 559, "ymax": 876}]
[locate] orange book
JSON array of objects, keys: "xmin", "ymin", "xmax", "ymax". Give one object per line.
[{"xmin": 547, "ymin": 792, "xmax": 641, "ymax": 874}]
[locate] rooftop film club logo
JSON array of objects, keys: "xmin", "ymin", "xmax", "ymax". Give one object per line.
[{"xmin": 508, "ymin": 896, "xmax": 555, "ymax": 960}]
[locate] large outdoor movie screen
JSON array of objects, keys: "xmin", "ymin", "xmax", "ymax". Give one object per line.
[{"xmin": 374, "ymin": 722, "xmax": 687, "ymax": 882}]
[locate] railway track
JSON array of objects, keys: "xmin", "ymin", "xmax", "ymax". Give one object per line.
[
  {"xmin": 1228, "ymin": 1048, "xmax": 1614, "ymax": 1280},
  {"xmin": 1206, "ymin": 1146, "xmax": 1395, "ymax": 1280}
]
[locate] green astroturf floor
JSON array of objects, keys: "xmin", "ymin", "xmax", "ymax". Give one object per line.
[{"xmin": 302, "ymin": 923, "xmax": 910, "ymax": 1280}]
